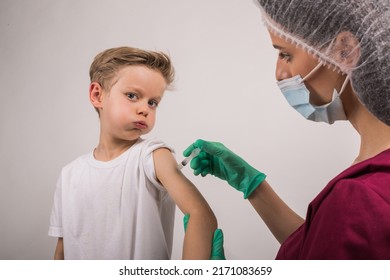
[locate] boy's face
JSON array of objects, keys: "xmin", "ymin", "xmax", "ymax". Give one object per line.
[{"xmin": 97, "ymin": 65, "xmax": 166, "ymax": 143}]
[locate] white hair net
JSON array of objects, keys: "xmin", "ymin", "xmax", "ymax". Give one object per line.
[{"xmin": 255, "ymin": 0, "xmax": 390, "ymax": 125}]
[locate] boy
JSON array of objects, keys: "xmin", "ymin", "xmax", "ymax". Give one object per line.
[{"xmin": 48, "ymin": 46, "xmax": 217, "ymax": 259}]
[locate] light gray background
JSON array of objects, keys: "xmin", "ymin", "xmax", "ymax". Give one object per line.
[{"xmin": 0, "ymin": 0, "xmax": 359, "ymax": 259}]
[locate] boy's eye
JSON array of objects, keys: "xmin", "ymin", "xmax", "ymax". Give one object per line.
[
  {"xmin": 148, "ymin": 100, "xmax": 159, "ymax": 108},
  {"xmin": 127, "ymin": 93, "xmax": 138, "ymax": 100}
]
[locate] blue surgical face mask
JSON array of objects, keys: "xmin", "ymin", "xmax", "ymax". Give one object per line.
[{"xmin": 277, "ymin": 63, "xmax": 349, "ymax": 124}]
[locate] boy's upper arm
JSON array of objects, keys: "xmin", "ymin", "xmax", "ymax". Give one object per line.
[{"xmin": 153, "ymin": 148, "xmax": 208, "ymax": 214}]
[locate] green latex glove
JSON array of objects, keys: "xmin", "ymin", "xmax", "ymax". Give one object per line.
[
  {"xmin": 183, "ymin": 214, "xmax": 226, "ymax": 260},
  {"xmin": 183, "ymin": 139, "xmax": 266, "ymax": 199}
]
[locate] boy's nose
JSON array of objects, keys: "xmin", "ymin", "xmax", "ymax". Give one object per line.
[{"xmin": 137, "ymin": 102, "xmax": 149, "ymax": 117}]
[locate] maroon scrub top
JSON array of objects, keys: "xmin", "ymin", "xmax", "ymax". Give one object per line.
[{"xmin": 276, "ymin": 148, "xmax": 390, "ymax": 259}]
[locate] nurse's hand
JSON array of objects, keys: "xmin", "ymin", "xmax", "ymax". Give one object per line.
[
  {"xmin": 183, "ymin": 139, "xmax": 266, "ymax": 199},
  {"xmin": 183, "ymin": 214, "xmax": 226, "ymax": 260}
]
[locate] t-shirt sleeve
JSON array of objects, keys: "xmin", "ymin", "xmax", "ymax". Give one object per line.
[
  {"xmin": 48, "ymin": 174, "xmax": 63, "ymax": 237},
  {"xmin": 141, "ymin": 138, "xmax": 175, "ymax": 193},
  {"xmin": 302, "ymin": 178, "xmax": 390, "ymax": 259}
]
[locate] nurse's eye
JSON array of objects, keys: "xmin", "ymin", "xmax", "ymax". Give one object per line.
[
  {"xmin": 127, "ymin": 92, "xmax": 138, "ymax": 101},
  {"xmin": 148, "ymin": 99, "xmax": 159, "ymax": 108},
  {"xmin": 278, "ymin": 52, "xmax": 291, "ymax": 62}
]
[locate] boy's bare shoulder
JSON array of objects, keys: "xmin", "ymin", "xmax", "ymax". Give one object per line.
[{"xmin": 152, "ymin": 147, "xmax": 177, "ymax": 171}]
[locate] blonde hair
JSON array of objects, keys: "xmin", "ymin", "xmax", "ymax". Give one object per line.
[{"xmin": 89, "ymin": 46, "xmax": 175, "ymax": 91}]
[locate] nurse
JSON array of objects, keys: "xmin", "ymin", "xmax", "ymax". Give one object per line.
[{"xmin": 184, "ymin": 0, "xmax": 390, "ymax": 259}]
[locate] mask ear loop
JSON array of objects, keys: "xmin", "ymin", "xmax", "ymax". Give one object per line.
[
  {"xmin": 337, "ymin": 75, "xmax": 350, "ymax": 96},
  {"xmin": 302, "ymin": 62, "xmax": 323, "ymax": 82},
  {"xmin": 302, "ymin": 61, "xmax": 350, "ymax": 96}
]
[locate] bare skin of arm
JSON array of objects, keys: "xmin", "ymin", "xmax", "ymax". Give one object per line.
[
  {"xmin": 54, "ymin": 238, "xmax": 64, "ymax": 260},
  {"xmin": 153, "ymin": 148, "xmax": 217, "ymax": 260},
  {"xmin": 248, "ymin": 180, "xmax": 304, "ymax": 244}
]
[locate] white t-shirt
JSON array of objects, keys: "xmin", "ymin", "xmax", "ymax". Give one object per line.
[{"xmin": 48, "ymin": 138, "xmax": 176, "ymax": 259}]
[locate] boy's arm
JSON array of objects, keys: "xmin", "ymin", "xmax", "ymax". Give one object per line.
[
  {"xmin": 54, "ymin": 238, "xmax": 64, "ymax": 260},
  {"xmin": 153, "ymin": 148, "xmax": 217, "ymax": 260}
]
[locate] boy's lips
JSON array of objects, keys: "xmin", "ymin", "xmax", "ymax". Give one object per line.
[{"xmin": 134, "ymin": 121, "xmax": 148, "ymax": 129}]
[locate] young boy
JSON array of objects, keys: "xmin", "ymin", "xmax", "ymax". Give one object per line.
[{"xmin": 48, "ymin": 46, "xmax": 217, "ymax": 259}]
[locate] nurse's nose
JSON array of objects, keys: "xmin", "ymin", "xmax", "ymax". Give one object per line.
[{"xmin": 275, "ymin": 60, "xmax": 291, "ymax": 81}]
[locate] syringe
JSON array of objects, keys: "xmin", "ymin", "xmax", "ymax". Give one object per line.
[{"xmin": 178, "ymin": 148, "xmax": 201, "ymax": 170}]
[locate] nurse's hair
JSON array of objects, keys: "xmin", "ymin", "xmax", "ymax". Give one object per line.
[
  {"xmin": 89, "ymin": 46, "xmax": 175, "ymax": 92},
  {"xmin": 255, "ymin": 0, "xmax": 390, "ymax": 126}
]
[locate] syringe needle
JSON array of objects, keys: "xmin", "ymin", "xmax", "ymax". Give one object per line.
[{"xmin": 178, "ymin": 148, "xmax": 201, "ymax": 170}]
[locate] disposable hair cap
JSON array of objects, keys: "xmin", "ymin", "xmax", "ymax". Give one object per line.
[{"xmin": 255, "ymin": 0, "xmax": 390, "ymax": 125}]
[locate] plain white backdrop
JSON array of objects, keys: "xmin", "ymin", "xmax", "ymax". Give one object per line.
[{"xmin": 0, "ymin": 0, "xmax": 359, "ymax": 259}]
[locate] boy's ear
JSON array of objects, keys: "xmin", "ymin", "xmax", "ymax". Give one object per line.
[
  {"xmin": 89, "ymin": 82, "xmax": 104, "ymax": 112},
  {"xmin": 331, "ymin": 31, "xmax": 361, "ymax": 71}
]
